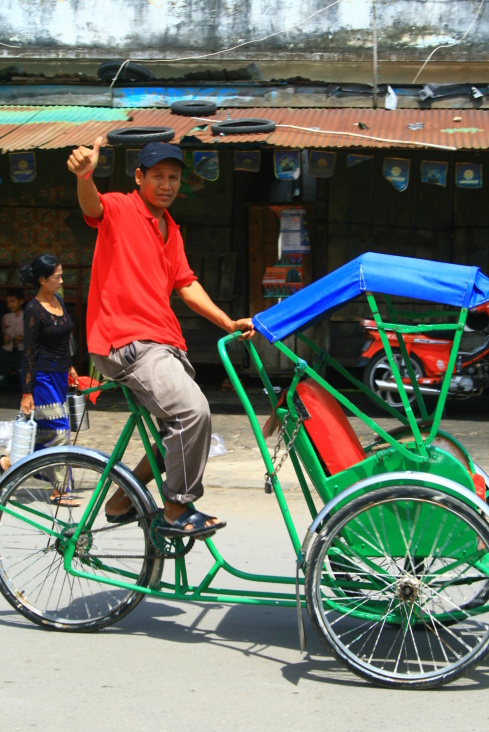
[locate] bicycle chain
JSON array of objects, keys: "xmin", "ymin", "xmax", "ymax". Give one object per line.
[
  {"xmin": 72, "ymin": 509, "xmax": 161, "ymax": 560},
  {"xmin": 71, "ymin": 508, "xmax": 196, "ymax": 560},
  {"xmin": 265, "ymin": 414, "xmax": 303, "ymax": 493},
  {"xmin": 149, "ymin": 513, "xmax": 196, "ymax": 559}
]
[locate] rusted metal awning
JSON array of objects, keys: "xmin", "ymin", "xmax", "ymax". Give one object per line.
[{"xmin": 0, "ymin": 106, "xmax": 488, "ymax": 152}]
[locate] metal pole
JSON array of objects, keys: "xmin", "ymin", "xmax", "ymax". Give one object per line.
[{"xmin": 372, "ymin": 0, "xmax": 378, "ymax": 109}]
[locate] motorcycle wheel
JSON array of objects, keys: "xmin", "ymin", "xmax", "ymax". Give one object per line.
[{"xmin": 363, "ymin": 349, "xmax": 424, "ymax": 410}]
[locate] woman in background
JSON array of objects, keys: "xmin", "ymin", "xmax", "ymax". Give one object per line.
[{"xmin": 14, "ymin": 254, "xmax": 79, "ymax": 504}]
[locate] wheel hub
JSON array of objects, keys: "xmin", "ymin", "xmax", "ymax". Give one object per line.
[
  {"xmin": 396, "ymin": 575, "xmax": 420, "ymax": 603},
  {"xmin": 55, "ymin": 526, "xmax": 93, "ymax": 557}
]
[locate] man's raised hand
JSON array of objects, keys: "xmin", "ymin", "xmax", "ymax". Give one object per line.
[{"xmin": 67, "ymin": 136, "xmax": 104, "ymax": 179}]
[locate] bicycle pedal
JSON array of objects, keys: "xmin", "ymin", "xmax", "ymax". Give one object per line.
[{"xmin": 149, "ymin": 513, "xmax": 195, "ymax": 558}]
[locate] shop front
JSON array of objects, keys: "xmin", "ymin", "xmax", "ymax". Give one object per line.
[{"xmin": 1, "ymin": 106, "xmax": 488, "ymax": 374}]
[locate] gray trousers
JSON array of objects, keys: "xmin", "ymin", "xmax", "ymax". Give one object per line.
[{"xmin": 91, "ymin": 341, "xmax": 211, "ymax": 505}]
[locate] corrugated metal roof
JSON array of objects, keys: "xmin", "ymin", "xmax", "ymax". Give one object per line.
[
  {"xmin": 195, "ymin": 108, "xmax": 489, "ymax": 151},
  {"xmin": 0, "ymin": 106, "xmax": 129, "ymax": 124},
  {"xmin": 0, "ymin": 106, "xmax": 132, "ymax": 152},
  {"xmin": 0, "ymin": 106, "xmax": 488, "ymax": 152}
]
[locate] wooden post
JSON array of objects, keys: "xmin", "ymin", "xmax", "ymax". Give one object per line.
[{"xmin": 372, "ymin": 0, "xmax": 378, "ymax": 109}]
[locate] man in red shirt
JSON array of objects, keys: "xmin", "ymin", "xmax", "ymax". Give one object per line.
[{"xmin": 67, "ymin": 137, "xmax": 254, "ymax": 537}]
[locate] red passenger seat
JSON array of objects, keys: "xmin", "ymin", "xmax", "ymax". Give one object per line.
[{"xmin": 296, "ymin": 379, "xmax": 367, "ymax": 475}]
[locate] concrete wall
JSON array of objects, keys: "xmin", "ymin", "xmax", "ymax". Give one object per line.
[{"xmin": 1, "ymin": 0, "xmax": 488, "ymax": 63}]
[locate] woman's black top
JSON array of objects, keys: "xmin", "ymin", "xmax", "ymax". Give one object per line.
[{"xmin": 22, "ymin": 295, "xmax": 73, "ymax": 393}]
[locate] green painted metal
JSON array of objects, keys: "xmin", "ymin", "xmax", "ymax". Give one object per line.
[
  {"xmin": 274, "ymin": 338, "xmax": 429, "ymax": 464},
  {"xmin": 1, "ymin": 295, "xmax": 489, "ymax": 621},
  {"xmin": 297, "ymin": 331, "xmax": 411, "ymax": 422}
]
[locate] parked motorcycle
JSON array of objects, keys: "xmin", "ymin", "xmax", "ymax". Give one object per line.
[{"xmin": 359, "ymin": 303, "xmax": 489, "ymax": 409}]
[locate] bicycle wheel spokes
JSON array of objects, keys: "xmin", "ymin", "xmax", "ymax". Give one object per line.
[
  {"xmin": 305, "ymin": 486, "xmax": 489, "ymax": 689},
  {"xmin": 0, "ymin": 451, "xmax": 160, "ymax": 631}
]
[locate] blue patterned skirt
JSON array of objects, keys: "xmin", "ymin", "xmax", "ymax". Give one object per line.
[{"xmin": 33, "ymin": 370, "xmax": 71, "ymax": 491}]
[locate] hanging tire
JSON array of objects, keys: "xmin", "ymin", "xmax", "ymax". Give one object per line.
[
  {"xmin": 97, "ymin": 60, "xmax": 156, "ymax": 83},
  {"xmin": 211, "ymin": 118, "xmax": 276, "ymax": 135},
  {"xmin": 305, "ymin": 485, "xmax": 489, "ymax": 689},
  {"xmin": 107, "ymin": 127, "xmax": 175, "ymax": 145},
  {"xmin": 171, "ymin": 100, "xmax": 216, "ymax": 116}
]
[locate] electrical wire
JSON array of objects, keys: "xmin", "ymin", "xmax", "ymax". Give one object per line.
[
  {"xmin": 108, "ymin": 1, "xmax": 342, "ymax": 87},
  {"xmin": 191, "ymin": 116, "xmax": 458, "ymax": 151},
  {"xmin": 1, "ymin": 1, "xmax": 343, "ymax": 60},
  {"xmin": 412, "ymin": 0, "xmax": 486, "ymax": 84},
  {"xmin": 109, "ymin": 59, "xmax": 131, "ymax": 89},
  {"xmin": 276, "ymin": 122, "xmax": 457, "ymax": 151},
  {"xmin": 139, "ymin": 0, "xmax": 342, "ymax": 64}
]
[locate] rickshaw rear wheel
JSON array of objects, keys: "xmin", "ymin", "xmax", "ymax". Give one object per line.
[{"xmin": 305, "ymin": 485, "xmax": 489, "ymax": 689}]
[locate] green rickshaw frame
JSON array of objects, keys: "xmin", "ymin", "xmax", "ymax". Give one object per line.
[{"xmin": 1, "ymin": 253, "xmax": 489, "ymax": 689}]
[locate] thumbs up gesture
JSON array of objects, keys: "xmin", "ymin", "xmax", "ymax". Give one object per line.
[{"xmin": 67, "ymin": 136, "xmax": 104, "ymax": 179}]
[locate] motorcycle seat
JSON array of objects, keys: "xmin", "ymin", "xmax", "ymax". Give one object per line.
[
  {"xmin": 428, "ymin": 330, "xmax": 454, "ymax": 341},
  {"xmin": 459, "ymin": 332, "xmax": 489, "ymax": 359}
]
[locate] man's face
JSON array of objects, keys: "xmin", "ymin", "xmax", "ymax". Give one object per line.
[{"xmin": 136, "ymin": 160, "xmax": 182, "ymax": 210}]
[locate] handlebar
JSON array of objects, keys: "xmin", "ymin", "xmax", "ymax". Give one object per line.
[{"xmin": 79, "ymin": 380, "xmax": 119, "ymax": 395}]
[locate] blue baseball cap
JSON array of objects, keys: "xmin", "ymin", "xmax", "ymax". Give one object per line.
[{"xmin": 138, "ymin": 142, "xmax": 185, "ymax": 169}]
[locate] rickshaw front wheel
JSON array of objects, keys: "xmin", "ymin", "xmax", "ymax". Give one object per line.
[
  {"xmin": 0, "ymin": 449, "xmax": 163, "ymax": 632},
  {"xmin": 305, "ymin": 485, "xmax": 489, "ymax": 689}
]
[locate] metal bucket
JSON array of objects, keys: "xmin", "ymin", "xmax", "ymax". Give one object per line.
[
  {"xmin": 10, "ymin": 412, "xmax": 37, "ymax": 464},
  {"xmin": 68, "ymin": 392, "xmax": 90, "ymax": 432}
]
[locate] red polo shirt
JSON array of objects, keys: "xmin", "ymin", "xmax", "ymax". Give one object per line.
[{"xmin": 84, "ymin": 191, "xmax": 196, "ymax": 355}]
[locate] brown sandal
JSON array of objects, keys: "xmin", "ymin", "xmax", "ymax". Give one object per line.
[{"xmin": 50, "ymin": 491, "xmax": 81, "ymax": 507}]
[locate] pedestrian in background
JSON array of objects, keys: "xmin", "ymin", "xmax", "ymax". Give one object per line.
[
  {"xmin": 7, "ymin": 254, "xmax": 80, "ymax": 504},
  {"xmin": 0, "ymin": 287, "xmax": 25, "ymax": 388}
]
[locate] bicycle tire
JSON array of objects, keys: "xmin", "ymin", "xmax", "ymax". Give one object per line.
[
  {"xmin": 305, "ymin": 485, "xmax": 489, "ymax": 689},
  {"xmin": 211, "ymin": 118, "xmax": 276, "ymax": 135},
  {"xmin": 171, "ymin": 100, "xmax": 216, "ymax": 116},
  {"xmin": 0, "ymin": 447, "xmax": 163, "ymax": 632},
  {"xmin": 107, "ymin": 127, "xmax": 175, "ymax": 145}
]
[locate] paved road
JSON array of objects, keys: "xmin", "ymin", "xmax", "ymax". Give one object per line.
[{"xmin": 0, "ymin": 386, "xmax": 489, "ymax": 730}]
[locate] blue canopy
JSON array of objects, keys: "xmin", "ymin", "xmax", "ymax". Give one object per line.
[{"xmin": 252, "ymin": 252, "xmax": 489, "ymax": 344}]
